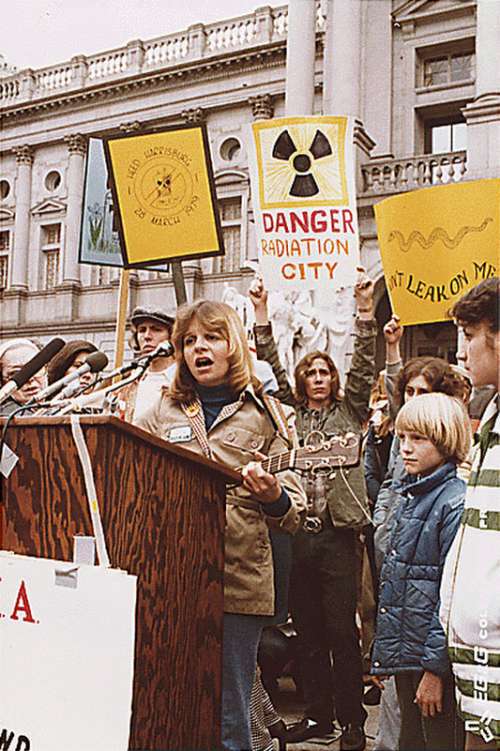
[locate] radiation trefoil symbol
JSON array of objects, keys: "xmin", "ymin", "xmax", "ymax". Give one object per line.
[
  {"xmin": 272, "ymin": 129, "xmax": 332, "ymax": 197},
  {"xmin": 259, "ymin": 121, "xmax": 347, "ymax": 207}
]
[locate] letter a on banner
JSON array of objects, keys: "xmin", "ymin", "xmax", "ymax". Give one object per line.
[{"xmin": 246, "ymin": 116, "xmax": 360, "ymax": 293}]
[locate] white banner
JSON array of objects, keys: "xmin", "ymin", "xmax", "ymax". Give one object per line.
[
  {"xmin": 246, "ymin": 116, "xmax": 359, "ymax": 292},
  {"xmin": 0, "ymin": 553, "xmax": 136, "ymax": 751}
]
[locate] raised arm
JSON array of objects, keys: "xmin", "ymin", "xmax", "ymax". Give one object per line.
[
  {"xmin": 342, "ymin": 269, "xmax": 377, "ymax": 424},
  {"xmin": 249, "ymin": 278, "xmax": 296, "ymax": 406},
  {"xmin": 383, "ymin": 315, "xmax": 403, "ymax": 421}
]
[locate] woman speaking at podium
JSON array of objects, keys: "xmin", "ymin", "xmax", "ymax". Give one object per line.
[{"xmin": 136, "ymin": 300, "xmax": 306, "ymax": 751}]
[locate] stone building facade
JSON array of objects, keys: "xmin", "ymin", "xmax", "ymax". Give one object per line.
[{"xmin": 1, "ymin": 0, "xmax": 499, "ymax": 366}]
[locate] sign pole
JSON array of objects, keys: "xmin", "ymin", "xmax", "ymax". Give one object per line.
[
  {"xmin": 171, "ymin": 260, "xmax": 188, "ymax": 307},
  {"xmin": 114, "ymin": 268, "xmax": 130, "ymax": 368}
]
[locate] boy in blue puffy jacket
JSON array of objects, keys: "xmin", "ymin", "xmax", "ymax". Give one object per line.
[{"xmin": 372, "ymin": 393, "xmax": 472, "ymax": 750}]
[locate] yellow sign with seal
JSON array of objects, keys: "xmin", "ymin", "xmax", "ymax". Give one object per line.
[
  {"xmin": 104, "ymin": 125, "xmax": 223, "ymax": 266},
  {"xmin": 375, "ymin": 179, "xmax": 499, "ymax": 326}
]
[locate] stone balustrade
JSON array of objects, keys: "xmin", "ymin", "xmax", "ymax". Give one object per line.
[
  {"xmin": 0, "ymin": 4, "xmax": 325, "ymax": 107},
  {"xmin": 362, "ymin": 151, "xmax": 468, "ymax": 195}
]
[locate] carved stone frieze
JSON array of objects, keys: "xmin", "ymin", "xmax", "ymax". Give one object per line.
[
  {"xmin": 1, "ymin": 46, "xmax": 287, "ymax": 125},
  {"xmin": 181, "ymin": 107, "xmax": 206, "ymax": 124},
  {"xmin": 64, "ymin": 133, "xmax": 87, "ymax": 155},
  {"xmin": 119, "ymin": 121, "xmax": 142, "ymax": 132},
  {"xmin": 13, "ymin": 144, "xmax": 33, "ymax": 165},
  {"xmin": 248, "ymin": 94, "xmax": 274, "ymax": 120}
]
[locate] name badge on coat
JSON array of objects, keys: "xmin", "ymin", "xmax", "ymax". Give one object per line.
[{"xmin": 167, "ymin": 426, "xmax": 193, "ymax": 443}]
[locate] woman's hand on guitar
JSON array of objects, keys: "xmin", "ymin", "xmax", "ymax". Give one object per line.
[{"xmin": 241, "ymin": 450, "xmax": 282, "ymax": 503}]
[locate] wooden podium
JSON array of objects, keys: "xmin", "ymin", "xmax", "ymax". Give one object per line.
[{"xmin": 0, "ymin": 415, "xmax": 239, "ymax": 751}]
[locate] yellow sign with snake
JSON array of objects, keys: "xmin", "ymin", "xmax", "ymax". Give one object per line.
[{"xmin": 375, "ymin": 179, "xmax": 499, "ymax": 325}]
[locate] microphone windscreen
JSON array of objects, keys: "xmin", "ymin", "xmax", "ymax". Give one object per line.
[
  {"xmin": 86, "ymin": 351, "xmax": 109, "ymax": 373},
  {"xmin": 156, "ymin": 342, "xmax": 174, "ymax": 358},
  {"xmin": 12, "ymin": 338, "xmax": 65, "ymax": 387}
]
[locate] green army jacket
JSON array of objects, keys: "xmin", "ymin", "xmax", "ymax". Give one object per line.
[{"xmin": 254, "ymin": 318, "xmax": 377, "ymax": 528}]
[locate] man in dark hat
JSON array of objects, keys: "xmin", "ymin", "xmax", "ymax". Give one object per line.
[{"xmin": 116, "ymin": 306, "xmax": 175, "ymax": 422}]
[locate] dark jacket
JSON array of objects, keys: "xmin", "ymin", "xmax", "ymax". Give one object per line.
[
  {"xmin": 254, "ymin": 318, "xmax": 377, "ymax": 528},
  {"xmin": 364, "ymin": 423, "xmax": 394, "ymax": 504},
  {"xmin": 371, "ymin": 462, "xmax": 466, "ymax": 677}
]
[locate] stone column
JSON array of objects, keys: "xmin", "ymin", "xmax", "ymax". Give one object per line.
[
  {"xmin": 11, "ymin": 145, "xmax": 33, "ymax": 289},
  {"xmin": 285, "ymin": 0, "xmax": 316, "ymax": 116},
  {"xmin": 463, "ymin": 0, "xmax": 500, "ymax": 179},
  {"xmin": 323, "ymin": 0, "xmax": 375, "ymax": 188},
  {"xmin": 63, "ymin": 133, "xmax": 87, "ymax": 284},
  {"xmin": 248, "ymin": 94, "xmax": 274, "ymax": 120},
  {"xmin": 323, "ymin": 0, "xmax": 361, "ymax": 118}
]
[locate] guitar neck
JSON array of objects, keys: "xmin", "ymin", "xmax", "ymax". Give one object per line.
[{"xmin": 260, "ymin": 450, "xmax": 294, "ymax": 475}]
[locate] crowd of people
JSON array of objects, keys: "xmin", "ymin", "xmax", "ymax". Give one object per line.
[{"xmin": 0, "ymin": 276, "xmax": 498, "ymax": 751}]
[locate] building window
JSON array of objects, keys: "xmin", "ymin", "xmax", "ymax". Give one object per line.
[
  {"xmin": 213, "ymin": 197, "xmax": 243, "ymax": 273},
  {"xmin": 41, "ymin": 223, "xmax": 61, "ymax": 289},
  {"xmin": 423, "ymin": 52, "xmax": 473, "ymax": 87},
  {"xmin": 0, "ymin": 230, "xmax": 9, "ymax": 252},
  {"xmin": 417, "ymin": 39, "xmax": 475, "ymax": 90},
  {"xmin": 0, "ymin": 230, "xmax": 10, "ymax": 289},
  {"xmin": 427, "ymin": 121, "xmax": 467, "ymax": 154},
  {"xmin": 220, "ymin": 138, "xmax": 242, "ymax": 162},
  {"xmin": 44, "ymin": 170, "xmax": 62, "ymax": 192},
  {"xmin": 0, "ymin": 180, "xmax": 10, "ymax": 200}
]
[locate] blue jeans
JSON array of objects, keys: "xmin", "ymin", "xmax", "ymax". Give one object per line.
[{"xmin": 222, "ymin": 612, "xmax": 264, "ymax": 751}]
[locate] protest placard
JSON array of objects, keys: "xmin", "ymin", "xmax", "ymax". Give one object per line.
[
  {"xmin": 0, "ymin": 553, "xmax": 136, "ymax": 751},
  {"xmin": 104, "ymin": 124, "xmax": 224, "ymax": 267},
  {"xmin": 375, "ymin": 179, "xmax": 499, "ymax": 325},
  {"xmin": 247, "ymin": 116, "xmax": 359, "ymax": 292}
]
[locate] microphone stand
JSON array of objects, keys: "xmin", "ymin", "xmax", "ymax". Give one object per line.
[
  {"xmin": 55, "ymin": 364, "xmax": 147, "ymax": 416},
  {"xmin": 48, "ymin": 346, "xmax": 170, "ymax": 416}
]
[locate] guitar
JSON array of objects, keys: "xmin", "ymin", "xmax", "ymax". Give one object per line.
[{"xmin": 239, "ymin": 432, "xmax": 361, "ymax": 476}]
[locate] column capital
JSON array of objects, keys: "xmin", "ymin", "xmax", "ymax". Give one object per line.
[
  {"xmin": 248, "ymin": 94, "xmax": 274, "ymax": 120},
  {"xmin": 65, "ymin": 133, "xmax": 87, "ymax": 156},
  {"xmin": 181, "ymin": 107, "xmax": 206, "ymax": 124},
  {"xmin": 13, "ymin": 144, "xmax": 34, "ymax": 166},
  {"xmin": 119, "ymin": 120, "xmax": 142, "ymax": 133}
]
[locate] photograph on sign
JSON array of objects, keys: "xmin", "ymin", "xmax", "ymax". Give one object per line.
[
  {"xmin": 247, "ymin": 116, "xmax": 359, "ymax": 292},
  {"xmin": 375, "ymin": 178, "xmax": 499, "ymax": 326},
  {"xmin": 104, "ymin": 124, "xmax": 224, "ymax": 268},
  {"xmin": 79, "ymin": 137, "xmax": 123, "ymax": 267}
]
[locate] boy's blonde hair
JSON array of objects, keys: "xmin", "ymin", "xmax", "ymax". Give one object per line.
[
  {"xmin": 395, "ymin": 392, "xmax": 472, "ymax": 464},
  {"xmin": 169, "ymin": 300, "xmax": 261, "ymax": 402}
]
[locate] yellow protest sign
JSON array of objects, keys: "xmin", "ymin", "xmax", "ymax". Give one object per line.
[
  {"xmin": 375, "ymin": 179, "xmax": 499, "ymax": 325},
  {"xmin": 104, "ymin": 125, "xmax": 223, "ymax": 267}
]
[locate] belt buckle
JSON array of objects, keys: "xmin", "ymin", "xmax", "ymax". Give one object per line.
[{"xmin": 303, "ymin": 516, "xmax": 323, "ymax": 534}]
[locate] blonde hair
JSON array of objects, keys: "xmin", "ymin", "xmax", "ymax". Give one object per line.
[
  {"xmin": 395, "ymin": 392, "xmax": 472, "ymax": 464},
  {"xmin": 169, "ymin": 300, "xmax": 261, "ymax": 402}
]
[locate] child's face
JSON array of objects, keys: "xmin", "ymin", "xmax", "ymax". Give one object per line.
[{"xmin": 398, "ymin": 430, "xmax": 446, "ymax": 476}]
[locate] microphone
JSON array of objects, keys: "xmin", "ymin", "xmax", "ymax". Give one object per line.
[
  {"xmin": 93, "ymin": 342, "xmax": 174, "ymax": 384},
  {"xmin": 0, "ymin": 337, "xmax": 65, "ymax": 405},
  {"xmin": 32, "ymin": 351, "xmax": 109, "ymax": 404},
  {"xmin": 142, "ymin": 341, "xmax": 174, "ymax": 364}
]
